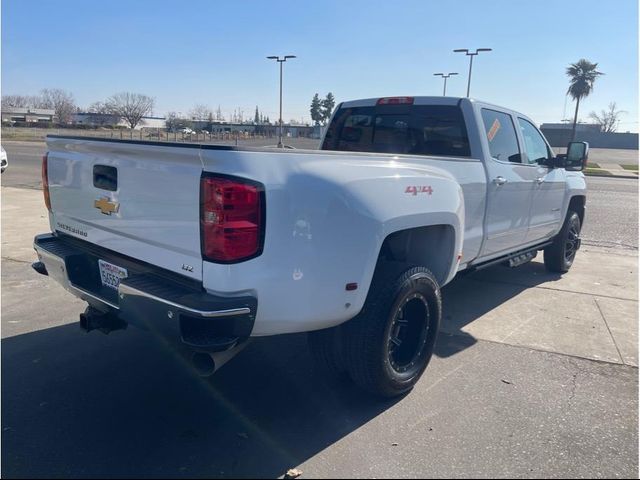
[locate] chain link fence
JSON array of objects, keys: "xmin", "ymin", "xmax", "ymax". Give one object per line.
[{"xmin": 1, "ymin": 126, "xmax": 321, "ymax": 149}]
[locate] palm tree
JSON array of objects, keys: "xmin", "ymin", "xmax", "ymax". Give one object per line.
[{"xmin": 566, "ymin": 59, "xmax": 604, "ymax": 141}]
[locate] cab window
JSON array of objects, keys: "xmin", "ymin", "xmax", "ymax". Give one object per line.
[
  {"xmin": 517, "ymin": 117, "xmax": 552, "ymax": 164},
  {"xmin": 322, "ymin": 105, "xmax": 471, "ymax": 157}
]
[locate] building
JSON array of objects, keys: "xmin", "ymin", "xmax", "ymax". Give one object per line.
[
  {"xmin": 1, "ymin": 107, "xmax": 56, "ymax": 124},
  {"xmin": 540, "ymin": 122, "xmax": 638, "ymax": 150},
  {"xmin": 72, "ymin": 113, "xmax": 166, "ymax": 130}
]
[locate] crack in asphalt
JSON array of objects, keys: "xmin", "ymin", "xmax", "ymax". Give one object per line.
[
  {"xmin": 582, "ymin": 240, "xmax": 638, "ymax": 251},
  {"xmin": 1, "ymin": 256, "xmax": 32, "ymax": 265}
]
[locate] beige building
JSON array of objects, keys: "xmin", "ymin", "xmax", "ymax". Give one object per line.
[{"xmin": 1, "ymin": 107, "xmax": 56, "ymax": 124}]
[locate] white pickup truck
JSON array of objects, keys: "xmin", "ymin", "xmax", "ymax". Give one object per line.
[{"xmin": 33, "ymin": 96, "xmax": 588, "ymax": 397}]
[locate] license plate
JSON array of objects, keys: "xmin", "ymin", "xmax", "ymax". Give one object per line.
[{"xmin": 98, "ymin": 259, "xmax": 128, "ymax": 290}]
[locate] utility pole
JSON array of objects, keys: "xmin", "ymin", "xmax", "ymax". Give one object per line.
[
  {"xmin": 267, "ymin": 55, "xmax": 296, "ymax": 148},
  {"xmin": 453, "ymin": 48, "xmax": 492, "ymax": 97}
]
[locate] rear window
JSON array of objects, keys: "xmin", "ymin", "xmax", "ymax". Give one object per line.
[{"xmin": 321, "ymin": 105, "xmax": 470, "ymax": 157}]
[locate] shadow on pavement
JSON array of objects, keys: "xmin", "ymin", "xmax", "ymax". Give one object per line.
[
  {"xmin": 436, "ymin": 259, "xmax": 561, "ymax": 358},
  {"xmin": 2, "ymin": 322, "xmax": 404, "ymax": 478},
  {"xmin": 2, "ymin": 260, "xmax": 561, "ymax": 478}
]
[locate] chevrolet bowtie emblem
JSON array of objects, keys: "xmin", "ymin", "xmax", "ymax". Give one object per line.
[{"xmin": 94, "ymin": 197, "xmax": 119, "ymax": 215}]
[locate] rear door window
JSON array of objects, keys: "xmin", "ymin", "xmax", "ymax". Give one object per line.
[
  {"xmin": 481, "ymin": 109, "xmax": 521, "ymax": 163},
  {"xmin": 322, "ymin": 105, "xmax": 470, "ymax": 157}
]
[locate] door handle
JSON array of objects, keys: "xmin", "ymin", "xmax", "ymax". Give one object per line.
[
  {"xmin": 493, "ymin": 176, "xmax": 507, "ymax": 186},
  {"xmin": 535, "ymin": 177, "xmax": 544, "ymax": 184}
]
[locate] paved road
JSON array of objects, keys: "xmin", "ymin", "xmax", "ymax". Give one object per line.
[
  {"xmin": 3, "ymin": 141, "xmax": 637, "ymax": 250},
  {"xmin": 555, "ymin": 147, "xmax": 639, "ymax": 167},
  {"xmin": 584, "ymin": 176, "xmax": 638, "ymax": 250}
]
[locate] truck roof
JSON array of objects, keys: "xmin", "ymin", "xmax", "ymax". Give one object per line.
[{"xmin": 338, "ymin": 96, "xmax": 534, "ymax": 125}]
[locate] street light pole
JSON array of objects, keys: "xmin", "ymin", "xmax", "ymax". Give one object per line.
[
  {"xmin": 267, "ymin": 55, "xmax": 296, "ymax": 148},
  {"xmin": 453, "ymin": 48, "xmax": 492, "ymax": 97},
  {"xmin": 433, "ymin": 72, "xmax": 458, "ymax": 96}
]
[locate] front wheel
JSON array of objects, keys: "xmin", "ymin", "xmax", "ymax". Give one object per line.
[
  {"xmin": 544, "ymin": 210, "xmax": 582, "ymax": 273},
  {"xmin": 344, "ymin": 263, "xmax": 441, "ymax": 398}
]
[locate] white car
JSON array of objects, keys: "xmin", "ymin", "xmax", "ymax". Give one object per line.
[
  {"xmin": 180, "ymin": 128, "xmax": 195, "ymax": 135},
  {"xmin": 33, "ymin": 96, "xmax": 588, "ymax": 397},
  {"xmin": 1, "ymin": 146, "xmax": 7, "ymax": 173}
]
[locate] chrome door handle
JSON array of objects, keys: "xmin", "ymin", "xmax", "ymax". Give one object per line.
[
  {"xmin": 493, "ymin": 176, "xmax": 507, "ymax": 186},
  {"xmin": 535, "ymin": 177, "xmax": 544, "ymax": 184}
]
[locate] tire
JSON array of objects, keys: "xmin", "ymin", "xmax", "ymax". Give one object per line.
[
  {"xmin": 544, "ymin": 210, "xmax": 582, "ymax": 273},
  {"xmin": 344, "ymin": 263, "xmax": 441, "ymax": 398},
  {"xmin": 308, "ymin": 326, "xmax": 348, "ymax": 380}
]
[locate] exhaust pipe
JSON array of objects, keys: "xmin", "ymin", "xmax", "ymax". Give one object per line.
[
  {"xmin": 79, "ymin": 306, "xmax": 126, "ymax": 334},
  {"xmin": 190, "ymin": 340, "xmax": 251, "ymax": 377},
  {"xmin": 191, "ymin": 352, "xmax": 216, "ymax": 376}
]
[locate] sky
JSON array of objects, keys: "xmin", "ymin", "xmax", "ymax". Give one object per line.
[{"xmin": 2, "ymin": 0, "xmax": 638, "ymax": 131}]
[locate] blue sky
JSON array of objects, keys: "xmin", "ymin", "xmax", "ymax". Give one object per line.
[{"xmin": 2, "ymin": 0, "xmax": 638, "ymax": 130}]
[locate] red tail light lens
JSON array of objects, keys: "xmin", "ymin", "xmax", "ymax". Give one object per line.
[
  {"xmin": 42, "ymin": 153, "xmax": 51, "ymax": 211},
  {"xmin": 377, "ymin": 96, "xmax": 414, "ymax": 105},
  {"xmin": 200, "ymin": 175, "xmax": 264, "ymax": 263}
]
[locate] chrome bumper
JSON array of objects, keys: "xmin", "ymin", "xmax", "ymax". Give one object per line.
[{"xmin": 33, "ymin": 233, "xmax": 257, "ymax": 349}]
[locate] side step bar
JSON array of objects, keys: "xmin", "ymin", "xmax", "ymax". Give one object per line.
[{"xmin": 467, "ymin": 240, "xmax": 553, "ymax": 272}]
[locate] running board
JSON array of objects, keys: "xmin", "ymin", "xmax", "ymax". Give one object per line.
[{"xmin": 468, "ymin": 241, "xmax": 553, "ymax": 272}]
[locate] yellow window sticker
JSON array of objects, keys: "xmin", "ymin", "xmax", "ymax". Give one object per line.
[{"xmin": 487, "ymin": 118, "xmax": 501, "ymax": 142}]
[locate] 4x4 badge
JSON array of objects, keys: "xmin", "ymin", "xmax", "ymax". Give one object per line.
[
  {"xmin": 405, "ymin": 186, "xmax": 433, "ymax": 196},
  {"xmin": 94, "ymin": 197, "xmax": 119, "ymax": 215}
]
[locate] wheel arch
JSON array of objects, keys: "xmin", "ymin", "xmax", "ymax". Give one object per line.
[
  {"xmin": 568, "ymin": 195, "xmax": 586, "ymax": 225},
  {"xmin": 378, "ymin": 224, "xmax": 458, "ymax": 286}
]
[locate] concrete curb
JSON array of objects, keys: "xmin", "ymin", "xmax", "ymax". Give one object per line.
[{"xmin": 584, "ymin": 171, "xmax": 638, "ymax": 179}]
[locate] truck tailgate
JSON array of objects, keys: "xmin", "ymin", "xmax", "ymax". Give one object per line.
[{"xmin": 46, "ymin": 137, "xmax": 204, "ymax": 281}]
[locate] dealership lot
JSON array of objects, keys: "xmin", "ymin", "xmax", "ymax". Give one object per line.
[{"xmin": 1, "ymin": 141, "xmax": 637, "ymax": 478}]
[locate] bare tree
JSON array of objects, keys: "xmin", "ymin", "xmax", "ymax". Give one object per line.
[
  {"xmin": 589, "ymin": 102, "xmax": 626, "ymax": 133},
  {"xmin": 165, "ymin": 111, "xmax": 181, "ymax": 131},
  {"xmin": 106, "ymin": 92, "xmax": 154, "ymax": 129},
  {"xmin": 39, "ymin": 89, "xmax": 76, "ymax": 124},
  {"xmin": 2, "ymin": 94, "xmax": 38, "ymax": 109},
  {"xmin": 88, "ymin": 101, "xmax": 109, "ymax": 113},
  {"xmin": 190, "ymin": 104, "xmax": 212, "ymax": 121},
  {"xmin": 86, "ymin": 101, "xmax": 120, "ymax": 126}
]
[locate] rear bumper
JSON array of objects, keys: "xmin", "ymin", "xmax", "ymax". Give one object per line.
[{"xmin": 33, "ymin": 233, "xmax": 257, "ymax": 350}]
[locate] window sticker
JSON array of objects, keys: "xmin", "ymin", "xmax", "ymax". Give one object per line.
[{"xmin": 487, "ymin": 118, "xmax": 501, "ymax": 142}]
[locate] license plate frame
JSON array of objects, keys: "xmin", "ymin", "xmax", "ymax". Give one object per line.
[{"xmin": 98, "ymin": 259, "xmax": 128, "ymax": 291}]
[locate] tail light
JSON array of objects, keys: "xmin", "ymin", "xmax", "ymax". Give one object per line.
[
  {"xmin": 200, "ymin": 175, "xmax": 264, "ymax": 263},
  {"xmin": 377, "ymin": 97, "xmax": 414, "ymax": 105},
  {"xmin": 42, "ymin": 153, "xmax": 51, "ymax": 211}
]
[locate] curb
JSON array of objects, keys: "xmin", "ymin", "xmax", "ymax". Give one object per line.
[{"xmin": 584, "ymin": 172, "xmax": 638, "ymax": 179}]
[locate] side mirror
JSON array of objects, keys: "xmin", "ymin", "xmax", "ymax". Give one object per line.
[{"xmin": 564, "ymin": 141, "xmax": 589, "ymax": 171}]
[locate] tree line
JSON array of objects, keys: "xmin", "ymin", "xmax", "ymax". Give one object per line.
[
  {"xmin": 2, "ymin": 89, "xmax": 155, "ymax": 129},
  {"xmin": 2, "ymin": 89, "xmax": 77, "ymax": 124},
  {"xmin": 310, "ymin": 93, "xmax": 335, "ymax": 125},
  {"xmin": 3, "ymin": 76, "xmax": 627, "ymax": 134}
]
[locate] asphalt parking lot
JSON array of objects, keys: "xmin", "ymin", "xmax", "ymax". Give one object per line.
[{"xmin": 1, "ymin": 141, "xmax": 638, "ymax": 478}]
